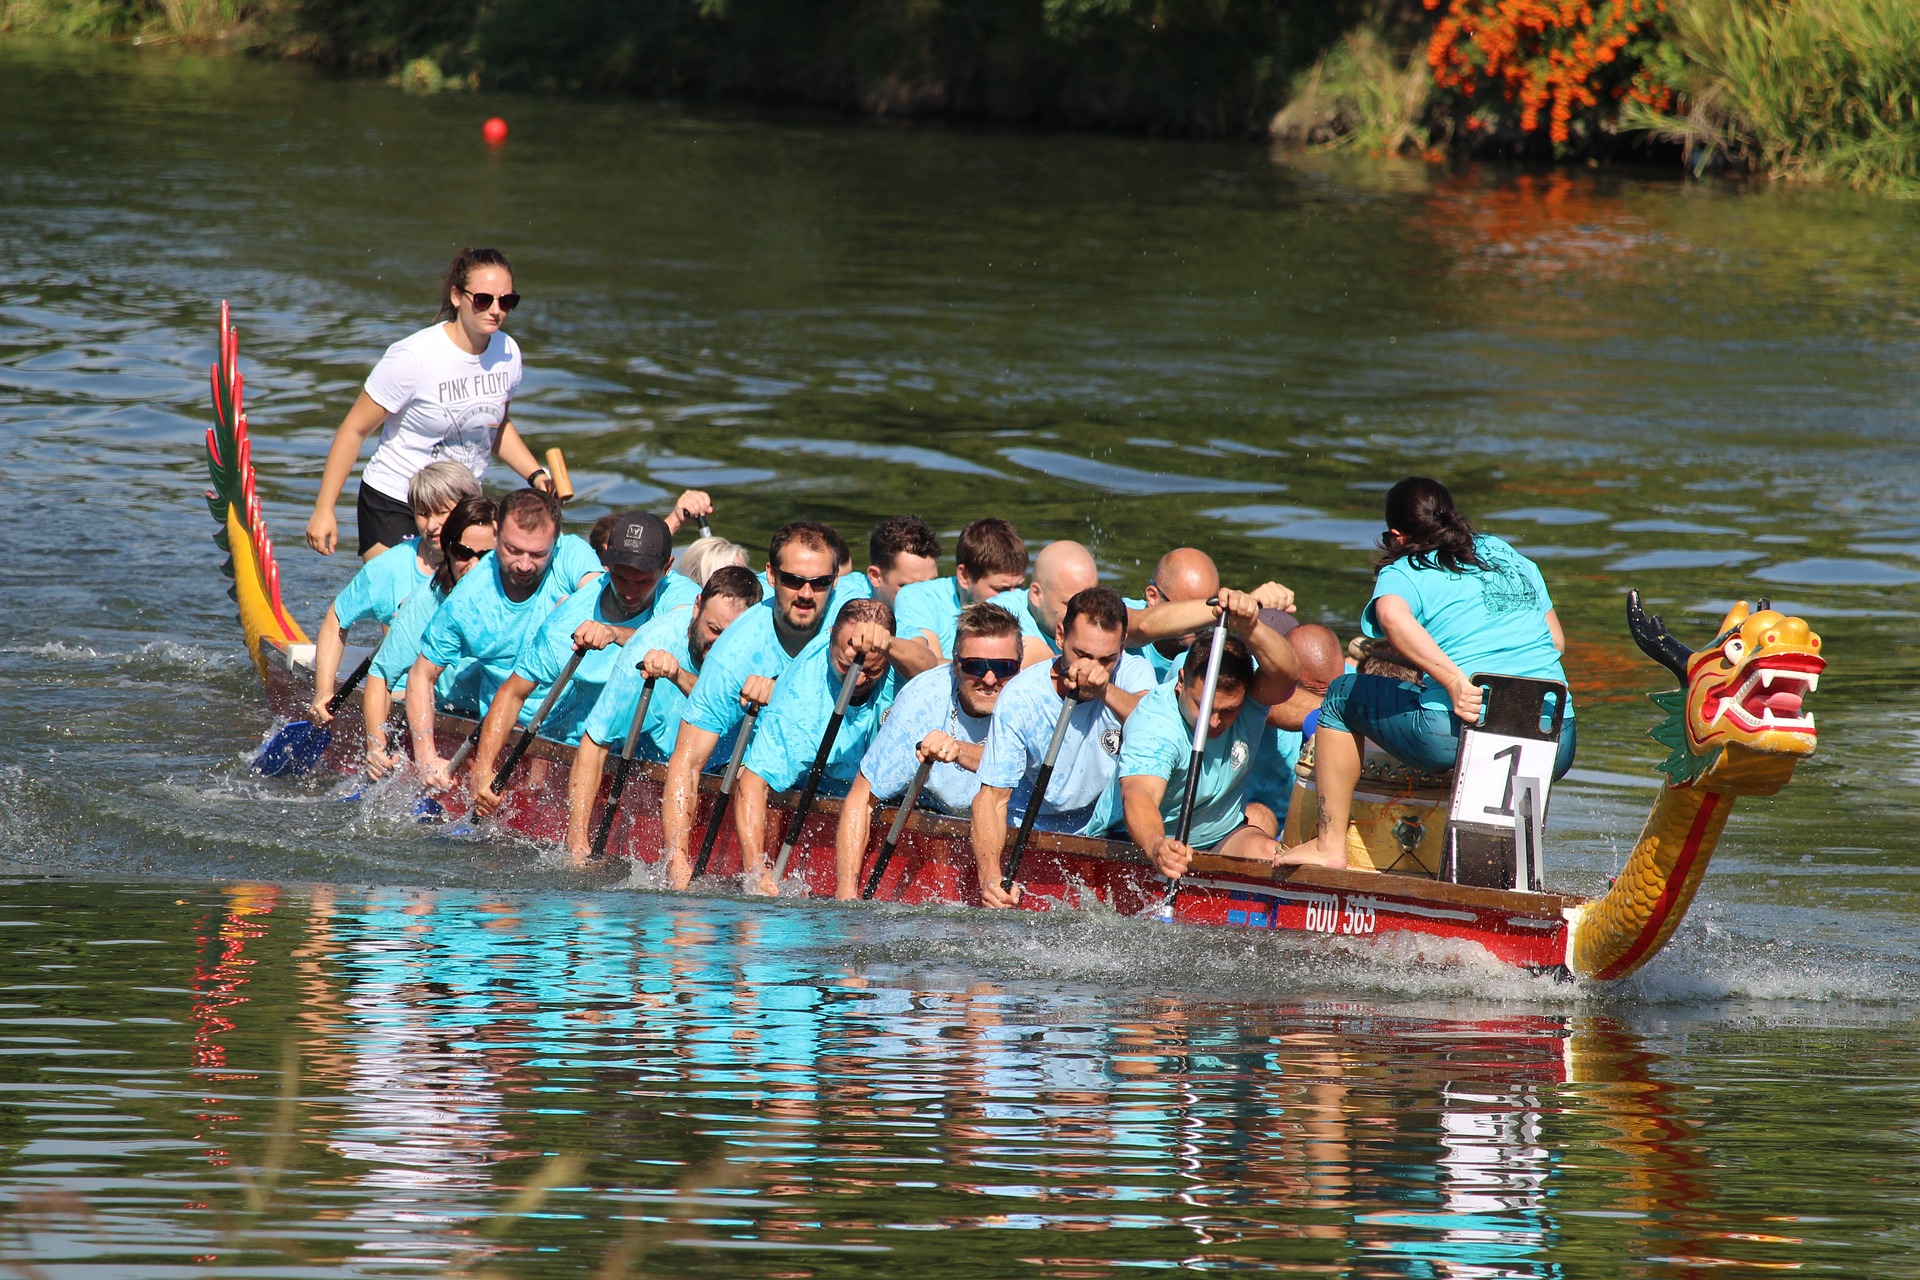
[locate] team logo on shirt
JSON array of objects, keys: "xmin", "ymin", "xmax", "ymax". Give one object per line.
[
  {"xmin": 1478, "ymin": 559, "xmax": 1539, "ymax": 618},
  {"xmin": 1229, "ymin": 740, "xmax": 1250, "ymax": 769},
  {"xmin": 1101, "ymin": 728, "xmax": 1122, "ymax": 757}
]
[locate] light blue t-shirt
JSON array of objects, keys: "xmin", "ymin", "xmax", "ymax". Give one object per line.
[
  {"xmin": 985, "ymin": 587, "xmax": 1057, "ymax": 655},
  {"xmin": 333, "ymin": 539, "xmax": 433, "ymax": 629},
  {"xmin": 1362, "ymin": 532, "xmax": 1572, "ymax": 718},
  {"xmin": 511, "ymin": 573, "xmax": 700, "ymax": 745},
  {"xmin": 417, "ymin": 532, "xmax": 601, "ymax": 712},
  {"xmin": 1121, "ymin": 594, "xmax": 1187, "ymax": 684},
  {"xmin": 859, "ymin": 665, "xmax": 993, "ymax": 815},
  {"xmin": 367, "ymin": 584, "xmax": 489, "ymax": 712},
  {"xmin": 582, "ymin": 605, "xmax": 698, "ymax": 763},
  {"xmin": 976, "ymin": 652, "xmax": 1156, "ymax": 836},
  {"xmin": 741, "ymin": 644, "xmax": 898, "ymax": 796},
  {"xmin": 1119, "ymin": 681, "xmax": 1270, "ymax": 851},
  {"xmin": 1246, "ymin": 724, "xmax": 1303, "ymax": 824},
  {"xmin": 680, "ymin": 602, "xmax": 828, "ymax": 743},
  {"xmin": 892, "ymin": 575, "xmax": 968, "ymax": 657}
]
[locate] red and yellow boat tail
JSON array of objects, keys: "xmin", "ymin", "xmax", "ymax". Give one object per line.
[{"xmin": 206, "ymin": 304, "xmax": 1825, "ymax": 982}]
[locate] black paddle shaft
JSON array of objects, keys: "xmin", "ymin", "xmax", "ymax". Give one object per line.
[
  {"xmin": 770, "ymin": 657, "xmax": 865, "ymax": 883},
  {"xmin": 491, "ymin": 647, "xmax": 587, "ymax": 796},
  {"xmin": 691, "ymin": 702, "xmax": 761, "ymax": 878},
  {"xmin": 862, "ymin": 755, "xmax": 933, "ymax": 900},
  {"xmin": 326, "ymin": 651, "xmax": 376, "ymax": 716},
  {"xmin": 590, "ymin": 675, "xmax": 658, "ymax": 861},
  {"xmin": 999, "ymin": 695, "xmax": 1078, "ymax": 893}
]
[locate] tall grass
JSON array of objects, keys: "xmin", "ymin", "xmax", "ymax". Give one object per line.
[
  {"xmin": 1269, "ymin": 27, "xmax": 1434, "ymax": 156},
  {"xmin": 1627, "ymin": 0, "xmax": 1920, "ymax": 193},
  {"xmin": 0, "ymin": 0, "xmax": 262, "ymax": 40}
]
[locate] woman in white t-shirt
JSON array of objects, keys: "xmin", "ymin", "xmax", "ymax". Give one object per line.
[{"xmin": 305, "ymin": 247, "xmax": 556, "ymax": 560}]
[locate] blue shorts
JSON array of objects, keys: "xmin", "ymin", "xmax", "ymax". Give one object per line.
[{"xmin": 1317, "ymin": 673, "xmax": 1576, "ymax": 779}]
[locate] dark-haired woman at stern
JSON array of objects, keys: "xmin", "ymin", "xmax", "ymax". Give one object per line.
[
  {"xmin": 304, "ymin": 247, "xmax": 555, "ymax": 561},
  {"xmin": 1283, "ymin": 477, "xmax": 1576, "ymax": 870}
]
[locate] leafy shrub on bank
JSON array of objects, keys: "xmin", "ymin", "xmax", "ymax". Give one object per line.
[
  {"xmin": 1626, "ymin": 0, "xmax": 1920, "ymax": 193},
  {"xmin": 1271, "ymin": 27, "xmax": 1435, "ymax": 156}
]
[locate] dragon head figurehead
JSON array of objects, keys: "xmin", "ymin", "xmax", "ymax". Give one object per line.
[{"xmin": 1627, "ymin": 590, "xmax": 1823, "ymax": 796}]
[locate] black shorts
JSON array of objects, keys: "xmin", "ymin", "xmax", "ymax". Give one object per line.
[{"xmin": 356, "ymin": 483, "xmax": 417, "ymax": 557}]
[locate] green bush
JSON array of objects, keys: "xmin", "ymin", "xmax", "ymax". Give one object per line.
[
  {"xmin": 1628, "ymin": 0, "xmax": 1920, "ymax": 193},
  {"xmin": 1270, "ymin": 27, "xmax": 1432, "ymax": 155}
]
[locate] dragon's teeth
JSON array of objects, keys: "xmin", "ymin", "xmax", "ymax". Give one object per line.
[
  {"xmin": 1807, "ymin": 674, "xmax": 1819, "ymax": 693},
  {"xmin": 1762, "ymin": 671, "xmax": 1776, "ymax": 689},
  {"xmin": 1806, "ymin": 713, "xmax": 1815, "ymax": 730},
  {"xmin": 1762, "ymin": 707, "xmax": 1776, "ymax": 725}
]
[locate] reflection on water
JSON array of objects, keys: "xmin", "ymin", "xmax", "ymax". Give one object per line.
[{"xmin": 5, "ymin": 879, "xmax": 1913, "ymax": 1278}]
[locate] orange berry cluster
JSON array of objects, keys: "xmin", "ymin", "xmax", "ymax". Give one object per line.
[{"xmin": 1424, "ymin": 0, "xmax": 1676, "ymax": 146}]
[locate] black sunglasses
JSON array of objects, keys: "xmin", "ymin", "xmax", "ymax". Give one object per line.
[
  {"xmin": 956, "ymin": 656, "xmax": 1021, "ymax": 681},
  {"xmin": 774, "ymin": 568, "xmax": 836, "ymax": 594},
  {"xmin": 448, "ymin": 542, "xmax": 489, "ymax": 563},
  {"xmin": 463, "ymin": 289, "xmax": 521, "ymax": 314}
]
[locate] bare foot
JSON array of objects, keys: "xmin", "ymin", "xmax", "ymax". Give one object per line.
[
  {"xmin": 665, "ymin": 853, "xmax": 693, "ymax": 891},
  {"xmin": 1276, "ymin": 838, "xmax": 1349, "ymax": 870},
  {"xmin": 742, "ymin": 867, "xmax": 779, "ymax": 898}
]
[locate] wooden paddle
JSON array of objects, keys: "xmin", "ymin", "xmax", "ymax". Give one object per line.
[
  {"xmin": 543, "ymin": 447, "xmax": 574, "ymax": 502},
  {"xmin": 589, "ymin": 674, "xmax": 657, "ymax": 861},
  {"xmin": 998, "ymin": 694, "xmax": 1077, "ymax": 897},
  {"xmin": 1147, "ymin": 612, "xmax": 1230, "ymax": 923},
  {"xmin": 770, "ymin": 656, "xmax": 864, "ymax": 884},
  {"xmin": 690, "ymin": 702, "xmax": 762, "ymax": 878},
  {"xmin": 862, "ymin": 755, "xmax": 933, "ymax": 901},
  {"xmin": 252, "ymin": 651, "xmax": 375, "ymax": 777}
]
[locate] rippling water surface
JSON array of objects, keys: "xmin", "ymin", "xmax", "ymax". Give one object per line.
[{"xmin": 4, "ymin": 37, "xmax": 1920, "ymax": 1278}]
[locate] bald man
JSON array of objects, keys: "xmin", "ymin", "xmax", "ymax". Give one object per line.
[
  {"xmin": 1123, "ymin": 546, "xmax": 1300, "ymax": 683},
  {"xmin": 988, "ymin": 539, "xmax": 1101, "ymax": 668},
  {"xmin": 1245, "ymin": 622, "xmax": 1348, "ymax": 822}
]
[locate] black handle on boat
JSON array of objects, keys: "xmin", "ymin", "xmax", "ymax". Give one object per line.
[
  {"xmin": 1000, "ymin": 695, "xmax": 1077, "ymax": 894},
  {"xmin": 589, "ymin": 675, "xmax": 658, "ymax": 861},
  {"xmin": 1155, "ymin": 612, "xmax": 1231, "ymax": 919},
  {"xmin": 691, "ymin": 702, "xmax": 761, "ymax": 878},
  {"xmin": 863, "ymin": 755, "xmax": 933, "ymax": 900},
  {"xmin": 490, "ymin": 647, "xmax": 586, "ymax": 797},
  {"xmin": 771, "ymin": 656, "xmax": 864, "ymax": 884},
  {"xmin": 696, "ymin": 515, "xmax": 713, "ymax": 540},
  {"xmin": 327, "ymin": 651, "xmax": 376, "ymax": 717}
]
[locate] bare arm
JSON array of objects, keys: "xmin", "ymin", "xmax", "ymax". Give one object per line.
[
  {"xmin": 405, "ymin": 655, "xmax": 450, "ymax": 784},
  {"xmin": 492, "ymin": 418, "xmax": 545, "ymax": 485},
  {"xmin": 306, "ymin": 391, "xmax": 390, "ymax": 557},
  {"xmin": 1125, "ymin": 598, "xmax": 1214, "ymax": 648},
  {"xmin": 1373, "ymin": 593, "xmax": 1480, "ymax": 721},
  {"xmin": 470, "ymin": 674, "xmax": 536, "ymax": 816},
  {"xmin": 971, "ymin": 785, "xmax": 1017, "ymax": 908},
  {"xmin": 834, "ymin": 773, "xmax": 877, "ymax": 900},
  {"xmin": 1546, "ymin": 607, "xmax": 1565, "ymax": 654},
  {"xmin": 1123, "ymin": 773, "xmax": 1190, "ymax": 880},
  {"xmin": 661, "ymin": 723, "xmax": 721, "ymax": 886},
  {"xmin": 567, "ymin": 735, "xmax": 611, "ymax": 860},
  {"xmin": 887, "ymin": 635, "xmax": 942, "ymax": 681},
  {"xmin": 362, "ymin": 675, "xmax": 395, "ymax": 779},
  {"xmin": 733, "ymin": 768, "xmax": 771, "ymax": 879},
  {"xmin": 308, "ymin": 605, "xmax": 347, "ymax": 722},
  {"xmin": 1101, "ymin": 683, "xmax": 1146, "ymax": 721},
  {"xmin": 1018, "ymin": 636, "xmax": 1053, "ymax": 670}
]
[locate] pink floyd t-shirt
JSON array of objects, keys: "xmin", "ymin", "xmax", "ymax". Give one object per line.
[{"xmin": 359, "ymin": 323, "xmax": 523, "ymax": 503}]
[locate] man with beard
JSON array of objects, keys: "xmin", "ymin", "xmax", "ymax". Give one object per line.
[
  {"xmin": 563, "ymin": 564, "xmax": 764, "ymax": 860},
  {"xmin": 658, "ymin": 520, "xmax": 846, "ymax": 889},
  {"xmin": 405, "ymin": 488, "xmax": 600, "ymax": 790},
  {"xmin": 833, "ymin": 602, "xmax": 1023, "ymax": 899},
  {"xmin": 469, "ymin": 512, "xmax": 701, "ymax": 817}
]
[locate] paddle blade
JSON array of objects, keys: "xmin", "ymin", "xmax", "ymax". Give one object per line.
[
  {"xmin": 413, "ymin": 795, "xmax": 447, "ymax": 823},
  {"xmin": 251, "ymin": 721, "xmax": 331, "ymax": 777}
]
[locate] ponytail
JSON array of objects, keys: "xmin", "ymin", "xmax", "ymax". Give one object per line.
[
  {"xmin": 1376, "ymin": 476, "xmax": 1488, "ymax": 574},
  {"xmin": 437, "ymin": 247, "xmax": 514, "ymax": 320}
]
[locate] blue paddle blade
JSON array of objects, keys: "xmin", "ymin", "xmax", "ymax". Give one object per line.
[
  {"xmin": 251, "ymin": 721, "xmax": 331, "ymax": 777},
  {"xmin": 413, "ymin": 795, "xmax": 447, "ymax": 823}
]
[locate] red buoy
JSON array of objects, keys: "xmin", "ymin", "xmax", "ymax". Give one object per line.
[{"xmin": 482, "ymin": 117, "xmax": 508, "ymax": 146}]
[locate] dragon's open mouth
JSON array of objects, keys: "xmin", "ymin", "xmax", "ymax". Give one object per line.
[{"xmin": 1703, "ymin": 656, "xmax": 1823, "ymax": 734}]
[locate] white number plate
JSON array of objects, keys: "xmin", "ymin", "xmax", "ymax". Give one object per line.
[{"xmin": 1302, "ymin": 893, "xmax": 1376, "ymax": 935}]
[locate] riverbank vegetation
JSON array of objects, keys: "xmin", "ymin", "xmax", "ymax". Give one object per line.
[{"xmin": 5, "ymin": 0, "xmax": 1915, "ymax": 191}]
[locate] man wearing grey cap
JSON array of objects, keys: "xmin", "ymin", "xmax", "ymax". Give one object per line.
[{"xmin": 470, "ymin": 511, "xmax": 700, "ymax": 817}]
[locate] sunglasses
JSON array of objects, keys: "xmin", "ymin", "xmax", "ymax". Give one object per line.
[
  {"xmin": 463, "ymin": 289, "xmax": 521, "ymax": 314},
  {"xmin": 956, "ymin": 657, "xmax": 1021, "ymax": 681},
  {"xmin": 448, "ymin": 542, "xmax": 490, "ymax": 563},
  {"xmin": 774, "ymin": 568, "xmax": 836, "ymax": 594}
]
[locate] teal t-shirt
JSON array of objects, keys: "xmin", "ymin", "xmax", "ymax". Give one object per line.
[
  {"xmin": 1362, "ymin": 532, "xmax": 1572, "ymax": 718},
  {"xmin": 1245, "ymin": 724, "xmax": 1303, "ymax": 824},
  {"xmin": 367, "ymin": 583, "xmax": 487, "ymax": 711},
  {"xmin": 511, "ymin": 573, "xmax": 700, "ymax": 746},
  {"xmin": 582, "ymin": 605, "xmax": 700, "ymax": 764},
  {"xmin": 333, "ymin": 539, "xmax": 433, "ymax": 629},
  {"xmin": 680, "ymin": 602, "xmax": 827, "ymax": 742},
  {"xmin": 1119, "ymin": 681, "xmax": 1269, "ymax": 851},
  {"xmin": 985, "ymin": 587, "xmax": 1057, "ymax": 655},
  {"xmin": 858, "ymin": 665, "xmax": 992, "ymax": 815},
  {"xmin": 1121, "ymin": 594, "xmax": 1186, "ymax": 685},
  {"xmin": 742, "ymin": 643, "xmax": 898, "ymax": 796},
  {"xmin": 976, "ymin": 651, "xmax": 1156, "ymax": 836},
  {"xmin": 417, "ymin": 532, "xmax": 601, "ymax": 712},
  {"xmin": 892, "ymin": 575, "xmax": 967, "ymax": 657}
]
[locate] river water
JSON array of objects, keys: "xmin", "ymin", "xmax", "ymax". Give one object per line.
[{"xmin": 3, "ymin": 36, "xmax": 1920, "ymax": 1277}]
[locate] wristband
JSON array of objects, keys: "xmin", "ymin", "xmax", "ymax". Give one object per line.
[{"xmin": 527, "ymin": 467, "xmax": 550, "ymax": 486}]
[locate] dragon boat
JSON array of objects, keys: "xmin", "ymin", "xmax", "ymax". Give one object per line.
[{"xmin": 205, "ymin": 305, "xmax": 1826, "ymax": 981}]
